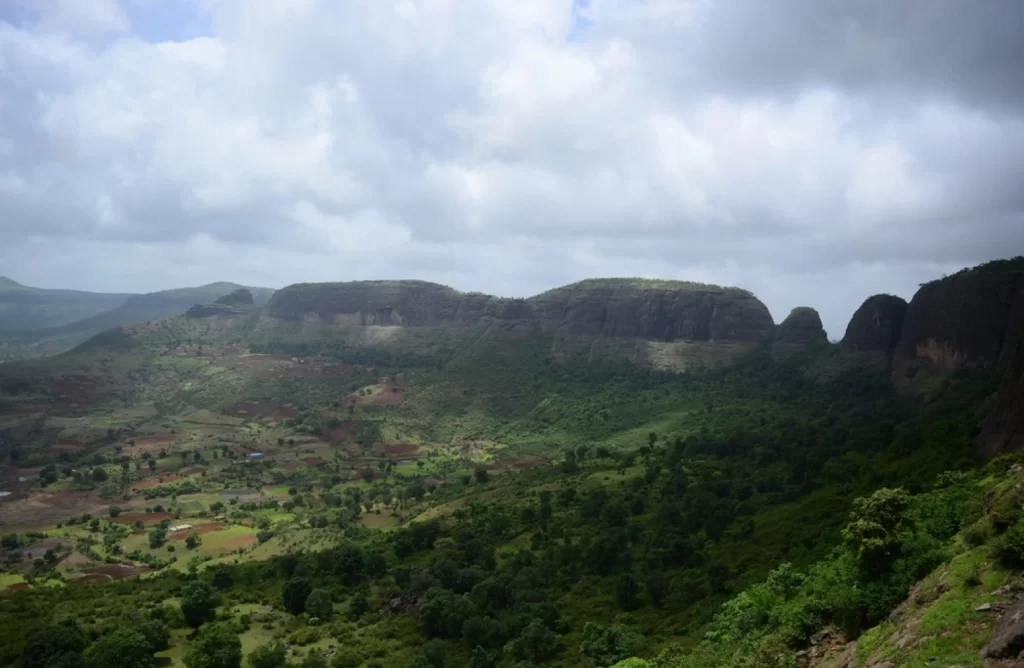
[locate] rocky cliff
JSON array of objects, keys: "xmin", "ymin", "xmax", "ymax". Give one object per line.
[
  {"xmin": 896, "ymin": 258, "xmax": 1024, "ymax": 370},
  {"xmin": 775, "ymin": 307, "xmax": 827, "ymax": 344},
  {"xmin": 264, "ymin": 278, "xmax": 776, "ymax": 343},
  {"xmin": 841, "ymin": 294, "xmax": 908, "ymax": 353},
  {"xmin": 978, "ymin": 321, "xmax": 1024, "ymax": 456},
  {"xmin": 215, "ymin": 288, "xmax": 255, "ymax": 306}
]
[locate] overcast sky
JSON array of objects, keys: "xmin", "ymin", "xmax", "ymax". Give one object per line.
[{"xmin": 2, "ymin": 0, "xmax": 1023, "ymax": 338}]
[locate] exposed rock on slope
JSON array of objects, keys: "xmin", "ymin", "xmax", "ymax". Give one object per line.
[
  {"xmin": 775, "ymin": 307, "xmax": 827, "ymax": 344},
  {"xmin": 529, "ymin": 279, "xmax": 774, "ymax": 342},
  {"xmin": 896, "ymin": 258, "xmax": 1024, "ymax": 370},
  {"xmin": 841, "ymin": 294, "xmax": 908, "ymax": 353},
  {"xmin": 264, "ymin": 279, "xmax": 776, "ymax": 343},
  {"xmin": 187, "ymin": 289, "xmax": 258, "ymax": 318},
  {"xmin": 215, "ymin": 288, "xmax": 255, "ymax": 306},
  {"xmin": 978, "ymin": 321, "xmax": 1024, "ymax": 456}
]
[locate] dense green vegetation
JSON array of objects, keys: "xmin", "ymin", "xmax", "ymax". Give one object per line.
[{"xmin": 0, "ymin": 336, "xmax": 1003, "ymax": 667}]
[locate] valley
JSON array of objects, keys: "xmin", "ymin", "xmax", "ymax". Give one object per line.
[{"xmin": 0, "ymin": 259, "xmax": 1022, "ymax": 667}]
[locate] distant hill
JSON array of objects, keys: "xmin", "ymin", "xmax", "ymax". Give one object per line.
[
  {"xmin": 0, "ymin": 276, "xmax": 133, "ymax": 330},
  {"xmin": 0, "ymin": 282, "xmax": 274, "ymax": 361}
]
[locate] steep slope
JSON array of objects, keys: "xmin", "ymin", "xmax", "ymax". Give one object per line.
[
  {"xmin": 265, "ymin": 278, "xmax": 773, "ymax": 342},
  {"xmin": 841, "ymin": 294, "xmax": 908, "ymax": 354},
  {"xmin": 0, "ymin": 276, "xmax": 132, "ymax": 330},
  {"xmin": 896, "ymin": 258, "xmax": 1024, "ymax": 371},
  {"xmin": 978, "ymin": 321, "xmax": 1024, "ymax": 456},
  {"xmin": 256, "ymin": 278, "xmax": 775, "ymax": 372},
  {"xmin": 775, "ymin": 306, "xmax": 828, "ymax": 344}
]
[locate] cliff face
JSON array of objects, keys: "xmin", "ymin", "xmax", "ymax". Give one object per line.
[
  {"xmin": 841, "ymin": 294, "xmax": 908, "ymax": 353},
  {"xmin": 896, "ymin": 259, "xmax": 1024, "ymax": 370},
  {"xmin": 775, "ymin": 307, "xmax": 827, "ymax": 344},
  {"xmin": 978, "ymin": 322, "xmax": 1024, "ymax": 456},
  {"xmin": 264, "ymin": 279, "xmax": 776, "ymax": 343},
  {"xmin": 528, "ymin": 280, "xmax": 774, "ymax": 342}
]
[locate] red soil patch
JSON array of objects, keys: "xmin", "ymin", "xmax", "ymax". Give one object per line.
[
  {"xmin": 325, "ymin": 421, "xmax": 353, "ymax": 444},
  {"xmin": 303, "ymin": 456, "xmax": 325, "ymax": 465},
  {"xmin": 229, "ymin": 399, "xmax": 296, "ymax": 422},
  {"xmin": 221, "ymin": 534, "xmax": 257, "ymax": 550},
  {"xmin": 38, "ymin": 440, "xmax": 88, "ymax": 456},
  {"xmin": 112, "ymin": 512, "xmax": 175, "ymax": 526},
  {"xmin": 6, "ymin": 583, "xmax": 30, "ymax": 591},
  {"xmin": 170, "ymin": 523, "xmax": 224, "ymax": 541},
  {"xmin": 69, "ymin": 574, "xmax": 111, "ymax": 585},
  {"xmin": 132, "ymin": 475, "xmax": 182, "ymax": 490},
  {"xmin": 384, "ymin": 443, "xmax": 419, "ymax": 455}
]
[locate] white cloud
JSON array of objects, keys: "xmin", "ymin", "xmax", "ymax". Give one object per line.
[{"xmin": 1, "ymin": 0, "xmax": 1023, "ymax": 338}]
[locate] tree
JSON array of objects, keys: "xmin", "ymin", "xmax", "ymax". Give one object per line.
[
  {"xmin": 149, "ymin": 526, "xmax": 168, "ymax": 549},
  {"xmin": 423, "ymin": 639, "xmax": 446, "ymax": 668},
  {"xmin": 185, "ymin": 532, "xmax": 201, "ymax": 549},
  {"xmin": 335, "ymin": 545, "xmax": 365, "ymax": 584},
  {"xmin": 615, "ymin": 574, "xmax": 641, "ymax": 611},
  {"xmin": 246, "ymin": 642, "xmax": 287, "ymax": 668},
  {"xmin": 108, "ymin": 506, "xmax": 121, "ymax": 518},
  {"xmin": 579, "ymin": 623, "xmax": 648, "ymax": 667},
  {"xmin": 469, "ymin": 646, "xmax": 495, "ymax": 668},
  {"xmin": 184, "ymin": 623, "xmax": 241, "ymax": 668},
  {"xmin": 305, "ymin": 589, "xmax": 333, "ymax": 621},
  {"xmin": 644, "ymin": 570, "xmax": 669, "ymax": 607},
  {"xmin": 136, "ymin": 620, "xmax": 170, "ymax": 653},
  {"xmin": 347, "ymin": 591, "xmax": 369, "ymax": 620},
  {"xmin": 842, "ymin": 487, "xmax": 913, "ymax": 575},
  {"xmin": 92, "ymin": 467, "xmax": 108, "ymax": 482},
  {"xmin": 22, "ymin": 619, "xmax": 88, "ymax": 668},
  {"xmin": 84, "ymin": 629, "xmax": 156, "ymax": 668},
  {"xmin": 211, "ymin": 567, "xmax": 234, "ymax": 591},
  {"xmin": 474, "ymin": 468, "xmax": 489, "ymax": 484},
  {"xmin": 181, "ymin": 580, "xmax": 219, "ymax": 629},
  {"xmin": 365, "ymin": 552, "xmax": 387, "ymax": 577},
  {"xmin": 506, "ymin": 619, "xmax": 558, "ymax": 663},
  {"xmin": 296, "ymin": 654, "xmax": 327, "ymax": 668},
  {"xmin": 282, "ymin": 576, "xmax": 312, "ymax": 615}
]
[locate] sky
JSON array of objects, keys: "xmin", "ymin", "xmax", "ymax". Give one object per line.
[{"xmin": 1, "ymin": 1, "xmax": 1023, "ymax": 339}]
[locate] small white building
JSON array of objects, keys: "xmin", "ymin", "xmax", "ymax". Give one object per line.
[{"xmin": 169, "ymin": 524, "xmax": 193, "ymax": 533}]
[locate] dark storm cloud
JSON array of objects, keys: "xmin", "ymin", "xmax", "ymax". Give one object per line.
[{"xmin": 0, "ymin": 0, "xmax": 1023, "ymax": 338}]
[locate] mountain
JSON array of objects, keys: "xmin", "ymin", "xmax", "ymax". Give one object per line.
[
  {"xmin": 840, "ymin": 294, "xmax": 908, "ymax": 354},
  {"xmin": 254, "ymin": 278, "xmax": 774, "ymax": 371},
  {"xmin": 775, "ymin": 306, "xmax": 828, "ymax": 344},
  {"xmin": 0, "ymin": 276, "xmax": 132, "ymax": 330},
  {"xmin": 0, "ymin": 282, "xmax": 274, "ymax": 361},
  {"xmin": 0, "ymin": 260, "xmax": 1022, "ymax": 668}
]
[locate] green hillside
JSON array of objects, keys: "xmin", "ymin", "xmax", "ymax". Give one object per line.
[
  {"xmin": 0, "ymin": 283, "xmax": 274, "ymax": 362},
  {"xmin": 0, "ymin": 276, "xmax": 132, "ymax": 330}
]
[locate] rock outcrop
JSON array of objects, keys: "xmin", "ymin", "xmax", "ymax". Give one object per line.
[
  {"xmin": 775, "ymin": 307, "xmax": 827, "ymax": 344},
  {"xmin": 264, "ymin": 279, "xmax": 776, "ymax": 344},
  {"xmin": 214, "ymin": 289, "xmax": 255, "ymax": 307},
  {"xmin": 978, "ymin": 321, "xmax": 1024, "ymax": 456},
  {"xmin": 187, "ymin": 289, "xmax": 258, "ymax": 318},
  {"xmin": 529, "ymin": 280, "xmax": 775, "ymax": 342},
  {"xmin": 896, "ymin": 258, "xmax": 1024, "ymax": 370},
  {"xmin": 841, "ymin": 295, "xmax": 908, "ymax": 353}
]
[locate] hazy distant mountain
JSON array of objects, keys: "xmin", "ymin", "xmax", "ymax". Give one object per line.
[{"xmin": 0, "ymin": 276, "xmax": 133, "ymax": 330}]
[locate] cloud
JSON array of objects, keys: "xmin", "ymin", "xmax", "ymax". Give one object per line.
[{"xmin": 1, "ymin": 0, "xmax": 1023, "ymax": 339}]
